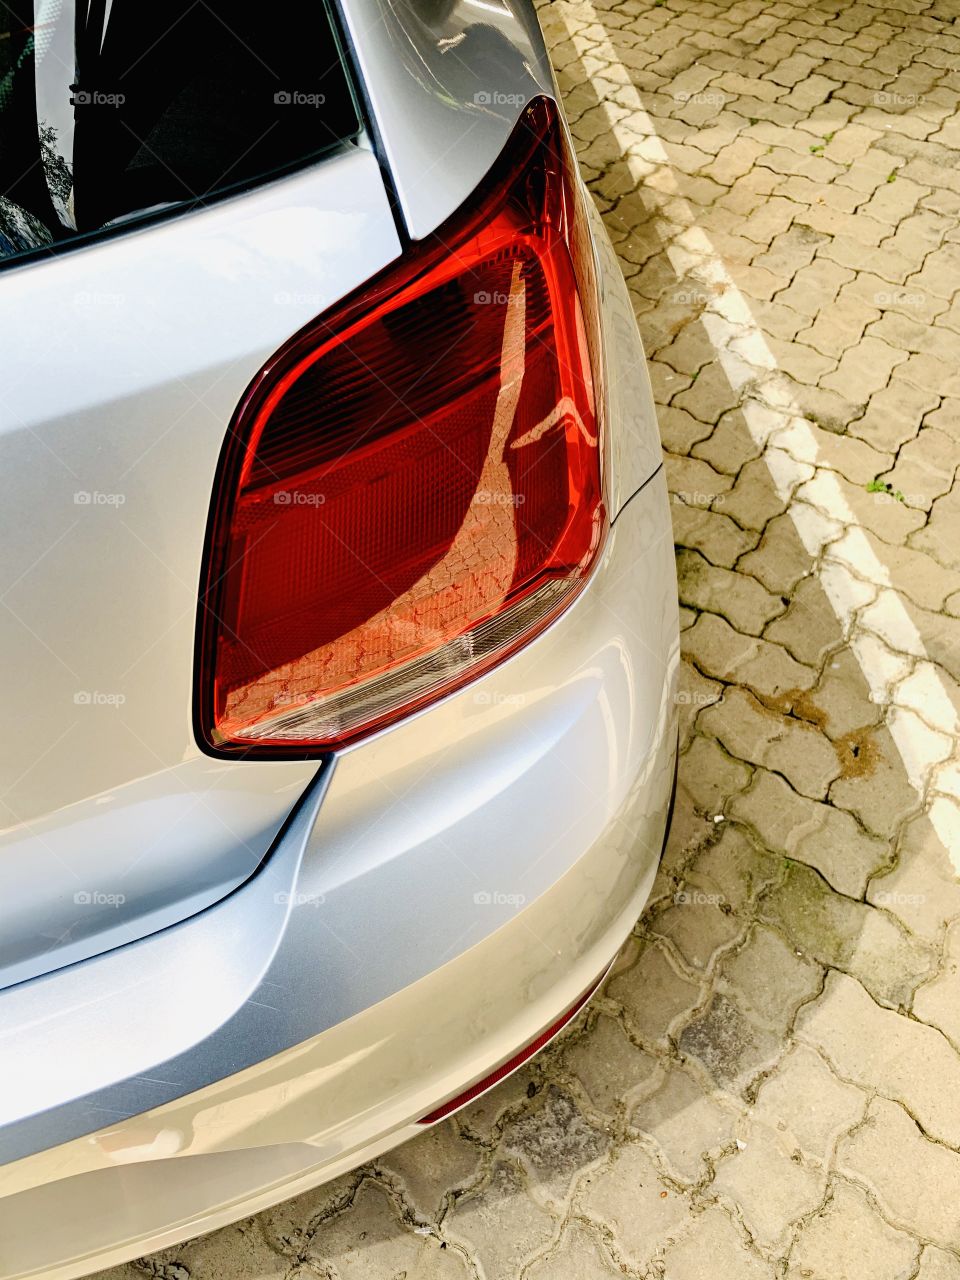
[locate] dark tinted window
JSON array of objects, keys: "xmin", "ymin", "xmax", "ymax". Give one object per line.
[{"xmin": 0, "ymin": 0, "xmax": 360, "ymax": 263}]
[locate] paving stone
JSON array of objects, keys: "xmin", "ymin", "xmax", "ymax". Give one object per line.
[
  {"xmin": 881, "ymin": 426, "xmax": 959, "ymax": 510},
  {"xmin": 671, "ymin": 499, "xmax": 760, "ymax": 568},
  {"xmin": 906, "ymin": 242, "xmax": 960, "ymax": 302},
  {"xmin": 819, "ymin": 234, "xmax": 917, "ymax": 284},
  {"xmin": 771, "ymin": 417, "xmax": 895, "ymax": 486},
  {"xmin": 577, "ymin": 1144, "xmax": 692, "ymax": 1270},
  {"xmin": 787, "ymin": 1179, "xmax": 920, "ymax": 1280},
  {"xmin": 699, "ymin": 686, "xmax": 841, "ymax": 800},
  {"xmin": 720, "ymin": 456, "xmax": 797, "ymax": 532},
  {"xmin": 713, "ymin": 1122, "xmax": 826, "ymax": 1251},
  {"xmin": 798, "ymin": 469, "xmax": 927, "ymax": 543},
  {"xmin": 774, "ymin": 258, "xmax": 855, "ymax": 319},
  {"xmin": 830, "ymin": 719, "xmax": 927, "ymax": 839},
  {"xmin": 630, "ymin": 1061, "xmax": 741, "ymax": 1180},
  {"xmin": 606, "ymin": 938, "xmax": 705, "ymax": 1048},
  {"xmin": 501, "ymin": 1085, "xmax": 611, "ymax": 1206},
  {"xmin": 647, "ymin": 357, "xmax": 693, "ymax": 404},
  {"xmin": 821, "ymin": 335, "xmax": 909, "ymax": 404},
  {"xmin": 738, "ymin": 513, "xmax": 821, "ymax": 595},
  {"xmin": 377, "ymin": 1123, "xmax": 481, "ymax": 1221},
  {"xmin": 138, "ymin": 1222, "xmax": 287, "ymax": 1280},
  {"xmin": 826, "ymin": 526, "xmax": 960, "ymax": 613},
  {"xmin": 659, "ymin": 1205, "xmax": 777, "ymax": 1280},
  {"xmin": 676, "ymin": 658, "xmax": 725, "ymax": 751},
  {"xmin": 862, "ymin": 593, "xmax": 960, "ymax": 684},
  {"xmin": 665, "ymin": 452, "xmax": 735, "ymax": 508},
  {"xmin": 691, "ymin": 407, "xmax": 765, "ymax": 474},
  {"xmin": 562, "ymin": 1012, "xmax": 659, "ymax": 1118},
  {"xmin": 911, "ymin": 483, "xmax": 960, "ymax": 572},
  {"xmin": 763, "ymin": 575, "xmax": 848, "ymax": 669},
  {"xmin": 657, "ymin": 322, "xmax": 721, "ymax": 377},
  {"xmin": 918, "ymin": 1248, "xmax": 960, "ymax": 1280},
  {"xmin": 729, "ymin": 767, "xmax": 889, "ymax": 897},
  {"xmin": 524, "ymin": 1222, "xmax": 624, "ymax": 1280},
  {"xmin": 769, "ymin": 851, "xmax": 938, "ymax": 1007},
  {"xmin": 445, "ymin": 1160, "xmax": 557, "ymax": 1277},
  {"xmin": 676, "ymin": 548, "xmax": 785, "ymax": 635},
  {"xmin": 838, "ymin": 1096, "xmax": 960, "ymax": 1246},
  {"xmin": 311, "ymin": 1180, "xmax": 473, "ymax": 1279},
  {"xmin": 912, "ymin": 920, "xmax": 960, "ymax": 1050},
  {"xmin": 800, "ymin": 646, "xmax": 882, "ymax": 740},
  {"xmin": 683, "ymin": 613, "xmax": 817, "ymax": 709},
  {"xmin": 718, "ymin": 921, "xmax": 823, "ymax": 1035},
  {"xmin": 752, "ymin": 1043, "xmax": 866, "ymax": 1161},
  {"xmin": 797, "ymin": 970, "xmax": 960, "ymax": 1148},
  {"xmin": 866, "ymin": 800, "xmax": 960, "ymax": 942},
  {"xmin": 683, "ymin": 821, "xmax": 782, "ymax": 914},
  {"xmin": 678, "ymin": 989, "xmax": 783, "ymax": 1094},
  {"xmin": 849, "ymin": 377, "xmax": 940, "ymax": 453},
  {"xmin": 897, "ymin": 661, "xmax": 960, "ymax": 737},
  {"xmin": 678, "ymin": 732, "xmax": 754, "ymax": 817},
  {"xmin": 672, "ymin": 360, "xmax": 745, "ymax": 423},
  {"xmin": 651, "ymin": 878, "xmax": 745, "ymax": 974},
  {"xmin": 658, "ymin": 404, "xmax": 715, "ymax": 454}
]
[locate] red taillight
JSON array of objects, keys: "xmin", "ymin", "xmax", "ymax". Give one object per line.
[{"xmin": 197, "ymin": 97, "xmax": 605, "ymax": 756}]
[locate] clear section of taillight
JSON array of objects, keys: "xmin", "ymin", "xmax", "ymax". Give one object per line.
[{"xmin": 197, "ymin": 97, "xmax": 606, "ymax": 756}]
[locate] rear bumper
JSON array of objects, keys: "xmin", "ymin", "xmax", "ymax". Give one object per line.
[{"xmin": 0, "ymin": 470, "xmax": 678, "ymax": 1279}]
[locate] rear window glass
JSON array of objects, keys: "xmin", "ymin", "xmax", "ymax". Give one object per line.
[{"xmin": 0, "ymin": 0, "xmax": 361, "ymax": 264}]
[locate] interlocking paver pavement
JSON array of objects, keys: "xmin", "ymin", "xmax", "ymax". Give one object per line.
[{"xmin": 99, "ymin": 0, "xmax": 960, "ymax": 1274}]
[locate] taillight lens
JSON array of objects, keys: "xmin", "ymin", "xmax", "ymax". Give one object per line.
[{"xmin": 197, "ymin": 97, "xmax": 605, "ymax": 756}]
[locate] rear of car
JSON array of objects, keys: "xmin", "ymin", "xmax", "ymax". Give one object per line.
[{"xmin": 0, "ymin": 2, "xmax": 678, "ymax": 1275}]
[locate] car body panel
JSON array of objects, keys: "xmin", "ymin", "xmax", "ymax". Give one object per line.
[
  {"xmin": 0, "ymin": 2, "xmax": 678, "ymax": 1272},
  {"xmin": 0, "ymin": 471, "xmax": 678, "ymax": 1279},
  {"xmin": 0, "ymin": 142, "xmax": 400, "ymax": 988},
  {"xmin": 0, "ymin": 469, "xmax": 677, "ymax": 1170},
  {"xmin": 337, "ymin": 0, "xmax": 555, "ymax": 240}
]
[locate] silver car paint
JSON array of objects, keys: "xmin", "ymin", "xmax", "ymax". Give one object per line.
[
  {"xmin": 0, "ymin": 468, "xmax": 678, "ymax": 1190},
  {"xmin": 0, "ymin": 0, "xmax": 662, "ymax": 991},
  {"xmin": 0, "ymin": 144, "xmax": 397, "ymax": 988},
  {"xmin": 0, "ymin": 0, "xmax": 677, "ymax": 1268},
  {"xmin": 337, "ymin": 0, "xmax": 555, "ymax": 239}
]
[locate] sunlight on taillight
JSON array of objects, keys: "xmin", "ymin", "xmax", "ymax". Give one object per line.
[{"xmin": 197, "ymin": 97, "xmax": 605, "ymax": 755}]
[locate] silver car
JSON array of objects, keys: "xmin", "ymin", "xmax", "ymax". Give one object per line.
[{"xmin": 0, "ymin": 0, "xmax": 678, "ymax": 1274}]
